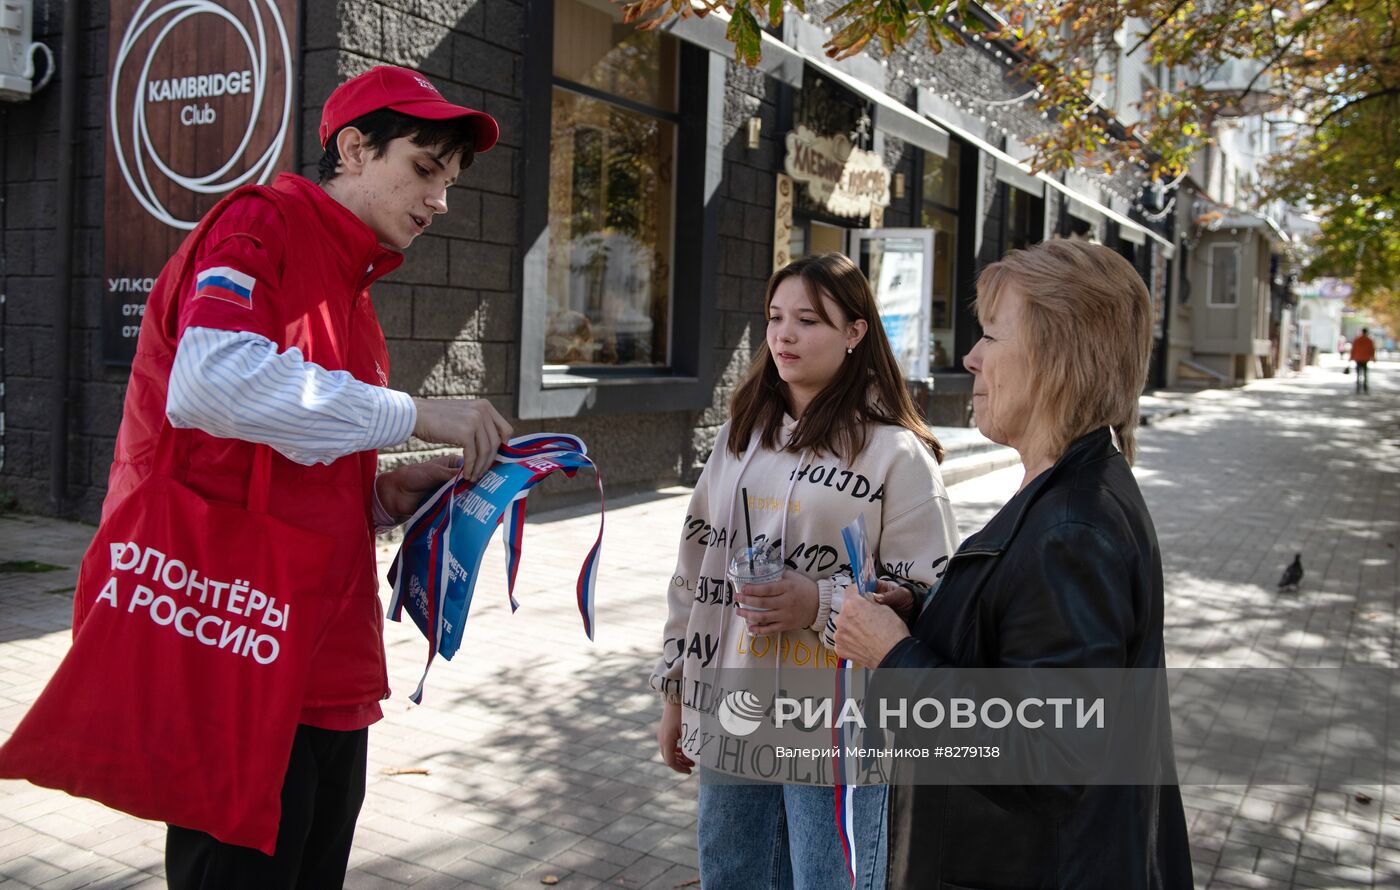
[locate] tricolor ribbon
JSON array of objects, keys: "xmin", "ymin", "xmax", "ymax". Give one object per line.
[
  {"xmin": 496, "ymin": 433, "xmax": 605, "ymax": 638},
  {"xmin": 833, "ymin": 514, "xmax": 878, "ymax": 888},
  {"xmin": 387, "ymin": 433, "xmax": 604, "ymax": 703},
  {"xmin": 834, "ymin": 656, "xmax": 858, "ymax": 887}
]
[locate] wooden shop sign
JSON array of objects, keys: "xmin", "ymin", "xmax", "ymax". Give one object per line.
[{"xmin": 101, "ymin": 0, "xmax": 298, "ymax": 364}]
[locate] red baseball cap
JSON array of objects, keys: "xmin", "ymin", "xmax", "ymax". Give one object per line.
[{"xmin": 319, "ymin": 65, "xmax": 499, "ymax": 153}]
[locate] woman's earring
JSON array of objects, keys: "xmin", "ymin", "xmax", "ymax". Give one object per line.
[{"xmin": 846, "ymin": 345, "xmax": 854, "ymax": 355}]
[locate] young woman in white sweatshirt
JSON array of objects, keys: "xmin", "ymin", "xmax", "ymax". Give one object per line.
[{"xmin": 651, "ymin": 253, "xmax": 959, "ymax": 889}]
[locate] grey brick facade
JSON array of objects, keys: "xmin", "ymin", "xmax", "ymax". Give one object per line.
[
  {"xmin": 2, "ymin": 0, "xmax": 113, "ymax": 520},
  {"xmin": 1, "ymin": 0, "xmax": 776, "ymax": 520},
  {"xmin": 0, "ymin": 0, "xmax": 1167, "ymax": 522}
]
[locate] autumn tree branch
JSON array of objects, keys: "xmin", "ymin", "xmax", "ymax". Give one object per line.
[
  {"xmin": 1317, "ymin": 86, "xmax": 1400, "ymax": 127},
  {"xmin": 1125, "ymin": 0, "xmax": 1193, "ymax": 58}
]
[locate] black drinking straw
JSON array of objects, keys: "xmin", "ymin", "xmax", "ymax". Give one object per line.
[{"xmin": 741, "ymin": 487, "xmax": 755, "ymax": 572}]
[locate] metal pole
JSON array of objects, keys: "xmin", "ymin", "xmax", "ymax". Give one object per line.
[{"xmin": 50, "ymin": 0, "xmax": 80, "ymax": 514}]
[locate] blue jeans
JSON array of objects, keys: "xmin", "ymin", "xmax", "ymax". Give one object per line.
[{"xmin": 697, "ymin": 774, "xmax": 888, "ymax": 890}]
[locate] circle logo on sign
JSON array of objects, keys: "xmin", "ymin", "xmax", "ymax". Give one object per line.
[{"xmin": 110, "ymin": 0, "xmax": 292, "ymax": 230}]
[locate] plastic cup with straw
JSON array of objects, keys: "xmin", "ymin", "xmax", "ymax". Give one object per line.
[{"xmin": 728, "ymin": 487, "xmax": 783, "ymax": 611}]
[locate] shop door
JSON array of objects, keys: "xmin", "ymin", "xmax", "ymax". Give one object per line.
[{"xmin": 847, "ymin": 228, "xmax": 935, "ymax": 379}]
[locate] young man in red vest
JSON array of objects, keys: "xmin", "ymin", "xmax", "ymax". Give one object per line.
[{"xmin": 105, "ymin": 66, "xmax": 511, "ymax": 888}]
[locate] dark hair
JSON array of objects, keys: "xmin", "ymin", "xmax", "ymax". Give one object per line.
[
  {"xmin": 317, "ymin": 108, "xmax": 477, "ymax": 183},
  {"xmin": 727, "ymin": 253, "xmax": 945, "ymax": 464}
]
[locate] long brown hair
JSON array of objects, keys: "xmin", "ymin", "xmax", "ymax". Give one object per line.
[{"xmin": 727, "ymin": 253, "xmax": 945, "ymax": 463}]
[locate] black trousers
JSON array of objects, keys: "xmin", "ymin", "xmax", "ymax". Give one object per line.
[
  {"xmin": 166, "ymin": 724, "xmax": 368, "ymax": 890},
  {"xmin": 1356, "ymin": 361, "xmax": 1370, "ymax": 392}
]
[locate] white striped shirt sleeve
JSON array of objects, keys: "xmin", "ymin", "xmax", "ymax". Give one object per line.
[{"xmin": 167, "ymin": 325, "xmax": 417, "ymax": 467}]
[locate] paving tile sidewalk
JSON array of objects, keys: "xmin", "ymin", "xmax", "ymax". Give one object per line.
[{"xmin": 1, "ymin": 357, "xmax": 1397, "ymax": 889}]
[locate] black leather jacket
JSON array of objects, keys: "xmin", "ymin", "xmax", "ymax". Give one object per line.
[{"xmin": 879, "ymin": 428, "xmax": 1194, "ymax": 889}]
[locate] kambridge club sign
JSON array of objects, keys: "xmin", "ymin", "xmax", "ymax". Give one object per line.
[
  {"xmin": 783, "ymin": 124, "xmax": 891, "ymax": 219},
  {"xmin": 102, "ymin": 0, "xmax": 297, "ymax": 364}
]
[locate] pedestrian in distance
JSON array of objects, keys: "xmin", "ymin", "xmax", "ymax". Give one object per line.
[
  {"xmin": 1351, "ymin": 327, "xmax": 1376, "ymax": 394},
  {"xmin": 834, "ymin": 239, "xmax": 1194, "ymax": 889},
  {"xmin": 651, "ymin": 252, "xmax": 959, "ymax": 890},
  {"xmin": 106, "ymin": 66, "xmax": 511, "ymax": 889}
]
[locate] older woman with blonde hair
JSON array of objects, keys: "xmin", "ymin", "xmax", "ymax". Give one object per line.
[{"xmin": 835, "ymin": 239, "xmax": 1194, "ymax": 888}]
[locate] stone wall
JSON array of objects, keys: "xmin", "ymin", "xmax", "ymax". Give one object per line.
[
  {"xmin": 1, "ymin": 0, "xmax": 113, "ymax": 520},
  {"xmin": 1, "ymin": 0, "xmax": 1163, "ymax": 520},
  {"xmin": 0, "ymin": 0, "xmax": 797, "ymax": 518}
]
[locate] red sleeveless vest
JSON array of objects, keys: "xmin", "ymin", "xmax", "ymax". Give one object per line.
[{"xmin": 105, "ymin": 173, "xmax": 405, "ymax": 729}]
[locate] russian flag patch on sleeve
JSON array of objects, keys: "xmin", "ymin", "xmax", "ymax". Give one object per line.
[{"xmin": 194, "ymin": 266, "xmax": 256, "ymax": 309}]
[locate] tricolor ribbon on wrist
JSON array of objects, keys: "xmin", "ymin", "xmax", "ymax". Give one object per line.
[{"xmin": 387, "ymin": 433, "xmax": 604, "ymax": 703}]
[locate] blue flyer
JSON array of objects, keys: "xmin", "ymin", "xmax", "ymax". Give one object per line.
[
  {"xmin": 840, "ymin": 513, "xmax": 877, "ymax": 596},
  {"xmin": 387, "ymin": 434, "xmax": 603, "ymax": 703}
]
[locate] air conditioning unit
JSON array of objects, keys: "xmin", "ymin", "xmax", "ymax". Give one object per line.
[{"xmin": 1, "ymin": 0, "xmax": 52, "ymax": 101}]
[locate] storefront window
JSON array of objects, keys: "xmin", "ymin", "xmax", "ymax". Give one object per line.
[
  {"xmin": 788, "ymin": 220, "xmax": 850, "ymax": 262},
  {"xmin": 921, "ymin": 143, "xmax": 960, "ymax": 369},
  {"xmin": 788, "ymin": 224, "xmax": 806, "ymax": 261},
  {"xmin": 546, "ymin": 0, "xmax": 677, "ymax": 368},
  {"xmin": 1208, "ymin": 243, "xmax": 1240, "ymax": 307},
  {"xmin": 923, "ymin": 208, "xmax": 957, "ymax": 369},
  {"xmin": 922, "ymin": 141, "xmax": 960, "ymax": 211},
  {"xmin": 792, "ymin": 71, "xmax": 871, "ymax": 219},
  {"xmin": 1005, "ymin": 186, "xmax": 1044, "ymax": 252}
]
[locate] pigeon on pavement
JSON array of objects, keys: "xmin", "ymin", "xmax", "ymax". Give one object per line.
[{"xmin": 1277, "ymin": 553, "xmax": 1303, "ymax": 591}]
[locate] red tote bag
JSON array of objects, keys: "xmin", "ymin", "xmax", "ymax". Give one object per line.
[{"xmin": 0, "ymin": 433, "xmax": 338, "ymax": 854}]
